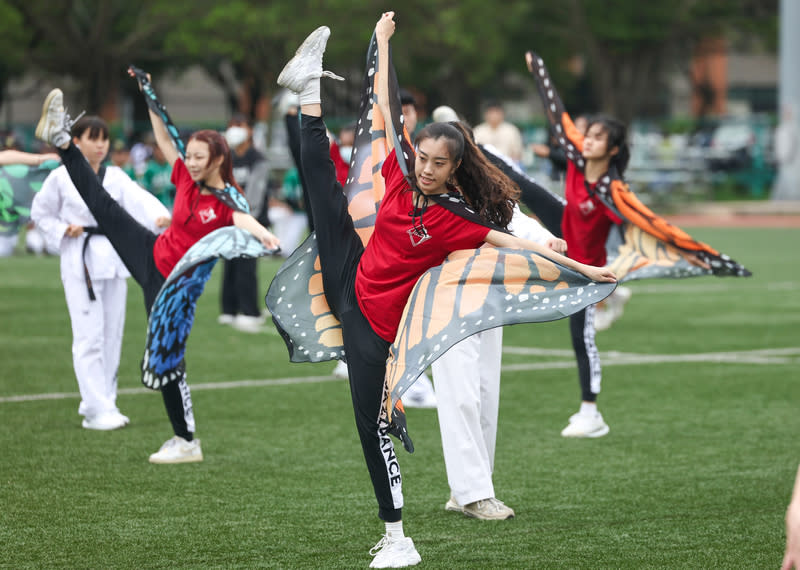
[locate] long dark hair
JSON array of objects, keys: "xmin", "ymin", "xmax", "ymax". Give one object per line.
[
  {"xmin": 585, "ymin": 114, "xmax": 630, "ymax": 175},
  {"xmin": 412, "ymin": 122, "xmax": 518, "ymax": 228},
  {"xmin": 188, "ymin": 129, "xmax": 244, "ymax": 194}
]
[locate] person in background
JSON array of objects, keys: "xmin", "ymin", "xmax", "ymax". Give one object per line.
[
  {"xmin": 109, "ymin": 139, "xmax": 136, "ymax": 180},
  {"xmin": 218, "ymin": 114, "xmax": 270, "ymax": 333},
  {"xmin": 140, "ymin": 143, "xmax": 175, "ymax": 209},
  {"xmin": 473, "ymin": 101, "xmax": 523, "ymax": 164},
  {"xmin": 330, "ymin": 122, "xmax": 355, "ymax": 185},
  {"xmin": 31, "ymin": 115, "xmax": 170, "ymax": 431},
  {"xmin": 399, "ymin": 88, "xmax": 419, "ymax": 136},
  {"xmin": 0, "ymin": 149, "xmax": 60, "ymax": 257}
]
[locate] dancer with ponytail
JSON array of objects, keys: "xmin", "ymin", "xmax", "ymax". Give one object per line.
[{"xmin": 276, "ymin": 13, "xmax": 614, "ymax": 567}]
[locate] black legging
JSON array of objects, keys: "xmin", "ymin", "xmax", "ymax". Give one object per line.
[
  {"xmin": 300, "ymin": 114, "xmax": 402, "ymax": 523},
  {"xmin": 59, "ymin": 143, "xmax": 195, "ymax": 441},
  {"xmin": 569, "ymin": 305, "xmax": 601, "ymax": 402},
  {"xmin": 286, "ymin": 113, "xmax": 314, "ymax": 232}
]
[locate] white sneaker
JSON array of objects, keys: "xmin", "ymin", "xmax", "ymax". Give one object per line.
[
  {"xmin": 148, "ymin": 436, "xmax": 203, "ymax": 464},
  {"xmin": 445, "ymin": 496, "xmax": 463, "ymax": 513},
  {"xmin": 402, "ymin": 372, "xmax": 437, "ymax": 409},
  {"xmin": 277, "ymin": 26, "xmax": 343, "ymax": 93},
  {"xmin": 462, "ymin": 497, "xmax": 515, "ymax": 520},
  {"xmin": 82, "ymin": 412, "xmax": 127, "ymax": 431},
  {"xmin": 595, "ymin": 286, "xmax": 632, "ymax": 331},
  {"xmin": 35, "ymin": 88, "xmax": 82, "ymax": 148},
  {"xmin": 332, "ymin": 360, "xmax": 349, "ymax": 379},
  {"xmin": 217, "ymin": 313, "xmax": 235, "ymax": 325},
  {"xmin": 369, "ymin": 534, "xmax": 421, "ymax": 568},
  {"xmin": 232, "ymin": 314, "xmax": 265, "ymax": 333},
  {"xmin": 560, "ymin": 411, "xmax": 610, "ymax": 438}
]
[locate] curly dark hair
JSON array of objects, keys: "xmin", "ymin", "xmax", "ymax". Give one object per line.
[{"xmin": 411, "ymin": 121, "xmax": 519, "ymax": 228}]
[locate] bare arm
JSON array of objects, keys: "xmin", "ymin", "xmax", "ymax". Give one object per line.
[
  {"xmin": 0, "ymin": 150, "xmax": 59, "ymax": 166},
  {"xmin": 147, "ymin": 109, "xmax": 180, "ymax": 167},
  {"xmin": 375, "ymin": 11, "xmax": 396, "ymax": 153},
  {"xmin": 232, "ymin": 211, "xmax": 281, "ymax": 251},
  {"xmin": 485, "ymin": 229, "xmax": 616, "ymax": 283}
]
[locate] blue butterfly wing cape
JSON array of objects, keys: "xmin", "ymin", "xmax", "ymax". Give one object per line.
[
  {"xmin": 141, "ymin": 226, "xmax": 275, "ymax": 389},
  {"xmin": 0, "ymin": 161, "xmax": 60, "ymax": 235}
]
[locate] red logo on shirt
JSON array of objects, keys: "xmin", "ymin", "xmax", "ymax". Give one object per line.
[{"xmin": 198, "ymin": 207, "xmax": 217, "ymax": 224}]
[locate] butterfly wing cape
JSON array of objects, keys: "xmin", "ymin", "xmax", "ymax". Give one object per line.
[
  {"xmin": 0, "ymin": 161, "xmax": 60, "ymax": 236},
  {"xmin": 142, "ymin": 226, "xmax": 276, "ymax": 389},
  {"xmin": 266, "ymin": 32, "xmax": 411, "ymax": 363},
  {"xmin": 525, "ymin": 52, "xmax": 751, "ymax": 282},
  {"xmin": 385, "ymin": 248, "xmax": 616, "ymax": 412}
]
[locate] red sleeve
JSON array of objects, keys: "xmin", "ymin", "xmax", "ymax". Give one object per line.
[
  {"xmin": 170, "ymin": 158, "xmax": 192, "ymax": 190},
  {"xmin": 381, "ymin": 149, "xmax": 409, "ymax": 196}
]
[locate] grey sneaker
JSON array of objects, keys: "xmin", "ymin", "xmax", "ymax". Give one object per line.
[
  {"xmin": 462, "ymin": 497, "xmax": 515, "ymax": 520},
  {"xmin": 277, "ymin": 26, "xmax": 343, "ymax": 93},
  {"xmin": 445, "ymin": 495, "xmax": 463, "ymax": 512},
  {"xmin": 35, "ymin": 88, "xmax": 82, "ymax": 148}
]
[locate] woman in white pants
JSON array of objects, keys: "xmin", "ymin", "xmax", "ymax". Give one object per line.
[
  {"xmin": 32, "ymin": 116, "xmax": 169, "ymax": 430},
  {"xmin": 432, "ymin": 203, "xmax": 564, "ymax": 519}
]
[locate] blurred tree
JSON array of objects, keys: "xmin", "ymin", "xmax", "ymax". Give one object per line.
[
  {"xmin": 567, "ymin": 0, "xmax": 778, "ymax": 122},
  {"xmin": 0, "ymin": 1, "xmax": 30, "ymax": 114},
  {"xmin": 11, "ymin": 0, "xmax": 186, "ymax": 114}
]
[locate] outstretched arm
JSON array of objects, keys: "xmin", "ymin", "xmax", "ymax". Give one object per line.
[
  {"xmin": 485, "ymin": 228, "xmax": 616, "ymax": 283},
  {"xmin": 525, "ymin": 51, "xmax": 585, "ymax": 163},
  {"xmin": 375, "ymin": 11, "xmax": 397, "ymax": 153},
  {"xmin": 0, "ymin": 150, "xmax": 59, "ymax": 166},
  {"xmin": 232, "ymin": 211, "xmax": 281, "ymax": 251}
]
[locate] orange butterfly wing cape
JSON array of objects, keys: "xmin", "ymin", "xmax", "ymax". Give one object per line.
[
  {"xmin": 526, "ymin": 51, "xmax": 751, "ymax": 282},
  {"xmin": 265, "ymin": 40, "xmax": 616, "ymax": 415}
]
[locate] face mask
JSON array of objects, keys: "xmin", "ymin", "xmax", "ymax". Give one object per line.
[
  {"xmin": 339, "ymin": 145, "xmax": 353, "ymax": 162},
  {"xmin": 224, "ymin": 126, "xmax": 249, "ymax": 148}
]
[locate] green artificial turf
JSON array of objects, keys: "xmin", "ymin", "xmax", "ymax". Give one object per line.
[{"xmin": 0, "ymin": 227, "xmax": 797, "ymax": 568}]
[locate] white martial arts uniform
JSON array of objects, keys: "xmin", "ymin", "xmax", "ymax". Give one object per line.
[
  {"xmin": 31, "ymin": 164, "xmax": 168, "ymax": 420},
  {"xmin": 431, "ymin": 204, "xmax": 556, "ymax": 506}
]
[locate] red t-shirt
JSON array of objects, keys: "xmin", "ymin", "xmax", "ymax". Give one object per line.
[
  {"xmin": 153, "ymin": 159, "xmax": 235, "ymax": 277},
  {"xmin": 355, "ymin": 150, "xmax": 491, "ymax": 342},
  {"xmin": 561, "ymin": 161, "xmax": 622, "ymax": 266}
]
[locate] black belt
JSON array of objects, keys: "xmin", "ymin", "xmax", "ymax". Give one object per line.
[{"xmin": 82, "ymin": 226, "xmax": 104, "ymax": 301}]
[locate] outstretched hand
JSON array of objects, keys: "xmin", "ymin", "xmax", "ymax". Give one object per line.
[
  {"xmin": 525, "ymin": 51, "xmax": 535, "ymax": 73},
  {"xmin": 583, "ymin": 265, "xmax": 617, "ymax": 283},
  {"xmin": 375, "ymin": 11, "xmax": 395, "ymax": 42}
]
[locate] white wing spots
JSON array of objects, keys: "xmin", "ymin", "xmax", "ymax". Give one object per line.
[
  {"xmin": 602, "ymin": 176, "xmax": 611, "ymax": 184},
  {"xmin": 276, "ymin": 296, "xmax": 283, "ymax": 304},
  {"xmin": 519, "ymin": 294, "xmax": 529, "ymax": 302},
  {"xmin": 368, "ymin": 67, "xmax": 375, "ymax": 77},
  {"xmin": 539, "ymin": 68, "xmax": 545, "ymax": 77},
  {"xmin": 550, "ymin": 103, "xmax": 556, "ymax": 113},
  {"xmin": 316, "ymin": 351, "xmax": 324, "ymax": 358},
  {"xmin": 537, "ymin": 57, "xmax": 543, "ymax": 66},
  {"xmin": 544, "ymin": 77, "xmax": 550, "ymax": 87},
  {"xmin": 559, "ymin": 295, "xmax": 567, "ymax": 302},
  {"xmin": 555, "ymin": 124, "xmax": 562, "ymax": 133},
  {"xmin": 547, "ymin": 89, "xmax": 554, "ymax": 99}
]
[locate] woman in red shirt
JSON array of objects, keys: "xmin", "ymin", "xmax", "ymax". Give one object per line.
[
  {"xmin": 278, "ymin": 14, "xmax": 615, "ymax": 568},
  {"xmin": 35, "ymin": 86, "xmax": 279, "ymax": 465}
]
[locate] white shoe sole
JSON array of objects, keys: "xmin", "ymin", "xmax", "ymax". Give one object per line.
[
  {"xmin": 148, "ymin": 452, "xmax": 204, "ymax": 464},
  {"xmin": 561, "ymin": 425, "xmax": 610, "ymax": 438},
  {"xmin": 35, "ymin": 88, "xmax": 62, "ymax": 141}
]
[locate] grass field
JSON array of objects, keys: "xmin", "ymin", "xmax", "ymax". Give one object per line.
[{"xmin": 1, "ymin": 227, "xmax": 798, "ymax": 568}]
